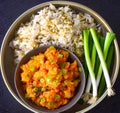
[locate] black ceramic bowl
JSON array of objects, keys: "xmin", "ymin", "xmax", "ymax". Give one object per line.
[{"xmin": 14, "ymin": 45, "xmax": 86, "ymax": 113}]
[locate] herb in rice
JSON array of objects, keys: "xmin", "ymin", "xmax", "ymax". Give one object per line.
[{"xmin": 9, "ymin": 4, "xmax": 101, "ymax": 64}]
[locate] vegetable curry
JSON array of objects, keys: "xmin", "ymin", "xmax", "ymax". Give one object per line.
[{"xmin": 20, "ymin": 46, "xmax": 81, "ymax": 109}]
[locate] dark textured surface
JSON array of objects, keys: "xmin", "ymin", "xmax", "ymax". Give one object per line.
[{"xmin": 0, "ymin": 0, "xmax": 120, "ymax": 113}]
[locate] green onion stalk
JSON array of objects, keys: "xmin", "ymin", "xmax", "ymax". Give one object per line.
[
  {"xmin": 96, "ymin": 32, "xmax": 115, "ymax": 88},
  {"xmin": 83, "ymin": 34, "xmax": 105, "ymax": 102},
  {"xmin": 83, "ymin": 44, "xmax": 97, "ymax": 102},
  {"xmin": 98, "ymin": 45, "xmax": 114, "ymax": 97},
  {"xmin": 83, "ymin": 29, "xmax": 97, "ymax": 104},
  {"xmin": 90, "ymin": 28, "xmax": 115, "ymax": 96}
]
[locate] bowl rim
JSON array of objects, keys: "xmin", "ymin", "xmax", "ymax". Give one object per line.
[
  {"xmin": 0, "ymin": 1, "xmax": 120, "ymax": 113},
  {"xmin": 14, "ymin": 45, "xmax": 86, "ymax": 113}
]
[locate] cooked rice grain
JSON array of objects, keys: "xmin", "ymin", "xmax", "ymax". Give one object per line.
[{"xmin": 9, "ymin": 4, "xmax": 101, "ymax": 64}]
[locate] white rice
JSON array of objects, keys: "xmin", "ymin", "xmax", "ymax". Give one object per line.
[{"xmin": 9, "ymin": 4, "xmax": 101, "ymax": 64}]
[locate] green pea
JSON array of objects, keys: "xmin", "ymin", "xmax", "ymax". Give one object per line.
[
  {"xmin": 70, "ymin": 82, "xmax": 74, "ymax": 85},
  {"xmin": 49, "ymin": 46, "xmax": 55, "ymax": 50},
  {"xmin": 58, "ymin": 53, "xmax": 63, "ymax": 58},
  {"xmin": 53, "ymin": 80, "xmax": 59, "ymax": 85},
  {"xmin": 76, "ymin": 79, "xmax": 80, "ymax": 83},
  {"xmin": 59, "ymin": 62, "xmax": 67, "ymax": 68},
  {"xmin": 48, "ymin": 101, "xmax": 53, "ymax": 106},
  {"xmin": 40, "ymin": 98, "xmax": 45, "ymax": 103},
  {"xmin": 78, "ymin": 67, "xmax": 82, "ymax": 72},
  {"xmin": 51, "ymin": 61, "xmax": 56, "ymax": 64},
  {"xmin": 30, "ymin": 66, "xmax": 35, "ymax": 72},
  {"xmin": 57, "ymin": 71, "xmax": 63, "ymax": 76},
  {"xmin": 46, "ymin": 76, "xmax": 52, "ymax": 82},
  {"xmin": 41, "ymin": 87, "xmax": 46, "ymax": 92},
  {"xmin": 25, "ymin": 94, "xmax": 30, "ymax": 99},
  {"xmin": 62, "ymin": 69, "xmax": 67, "ymax": 75},
  {"xmin": 33, "ymin": 87, "xmax": 39, "ymax": 93},
  {"xmin": 55, "ymin": 94, "xmax": 61, "ymax": 100}
]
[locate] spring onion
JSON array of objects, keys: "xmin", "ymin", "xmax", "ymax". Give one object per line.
[
  {"xmin": 83, "ymin": 44, "xmax": 97, "ymax": 102},
  {"xmin": 82, "ymin": 33, "xmax": 94, "ymax": 102},
  {"xmin": 98, "ymin": 45, "xmax": 114, "ymax": 97},
  {"xmin": 96, "ymin": 32, "xmax": 115, "ymax": 88},
  {"xmin": 90, "ymin": 28, "xmax": 115, "ymax": 96},
  {"xmin": 83, "ymin": 29, "xmax": 97, "ymax": 104},
  {"xmin": 83, "ymin": 35, "xmax": 104, "ymax": 102}
]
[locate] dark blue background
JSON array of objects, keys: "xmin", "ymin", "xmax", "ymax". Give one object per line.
[{"xmin": 0, "ymin": 0, "xmax": 120, "ymax": 113}]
